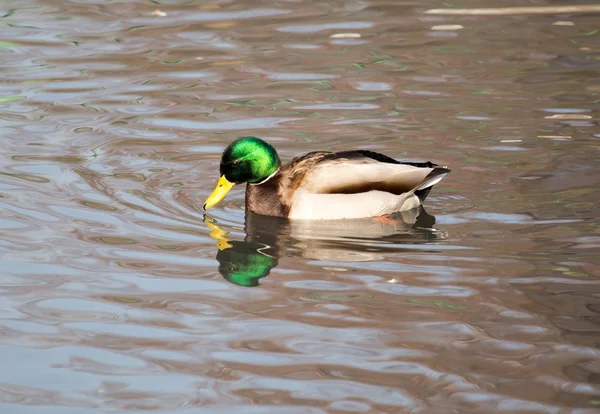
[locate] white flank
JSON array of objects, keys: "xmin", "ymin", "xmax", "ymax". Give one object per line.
[
  {"xmin": 289, "ymin": 189, "xmax": 421, "ymax": 220},
  {"xmin": 286, "ymin": 158, "xmax": 449, "ymax": 220},
  {"xmin": 299, "ymin": 162, "xmax": 434, "ymax": 194}
]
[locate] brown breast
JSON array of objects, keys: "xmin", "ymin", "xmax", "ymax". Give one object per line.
[{"xmin": 245, "ymin": 174, "xmax": 290, "ymax": 218}]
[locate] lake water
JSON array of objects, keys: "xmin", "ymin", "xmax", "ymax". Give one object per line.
[{"xmin": 1, "ymin": 0, "xmax": 599, "ymax": 412}]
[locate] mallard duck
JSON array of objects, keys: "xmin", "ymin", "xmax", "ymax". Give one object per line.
[{"xmin": 204, "ymin": 136, "xmax": 450, "ymax": 220}]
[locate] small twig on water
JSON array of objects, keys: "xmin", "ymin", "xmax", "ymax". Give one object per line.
[{"xmin": 424, "ymin": 5, "xmax": 600, "ymax": 15}]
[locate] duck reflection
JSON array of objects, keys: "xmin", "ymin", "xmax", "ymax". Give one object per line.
[{"xmin": 204, "ymin": 208, "xmax": 445, "ymax": 287}]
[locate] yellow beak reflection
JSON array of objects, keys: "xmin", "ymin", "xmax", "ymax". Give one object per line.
[
  {"xmin": 203, "ymin": 175, "xmax": 235, "ymax": 210},
  {"xmin": 204, "ymin": 216, "xmax": 232, "ymax": 250}
]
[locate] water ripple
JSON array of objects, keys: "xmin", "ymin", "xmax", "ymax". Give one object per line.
[{"xmin": 1, "ymin": 0, "xmax": 599, "ymax": 412}]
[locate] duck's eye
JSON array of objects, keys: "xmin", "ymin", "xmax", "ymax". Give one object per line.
[{"xmin": 232, "ymin": 161, "xmax": 239, "ymax": 168}]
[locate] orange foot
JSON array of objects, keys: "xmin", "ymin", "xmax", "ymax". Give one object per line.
[{"xmin": 373, "ymin": 214, "xmax": 402, "ymax": 224}]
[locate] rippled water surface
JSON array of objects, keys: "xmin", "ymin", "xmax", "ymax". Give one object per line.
[{"xmin": 1, "ymin": 0, "xmax": 600, "ymax": 412}]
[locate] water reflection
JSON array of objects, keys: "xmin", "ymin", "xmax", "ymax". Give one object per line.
[
  {"xmin": 4, "ymin": 0, "xmax": 600, "ymax": 410},
  {"xmin": 205, "ymin": 208, "xmax": 445, "ymax": 286}
]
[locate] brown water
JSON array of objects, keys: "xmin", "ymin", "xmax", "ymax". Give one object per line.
[{"xmin": 1, "ymin": 0, "xmax": 600, "ymax": 412}]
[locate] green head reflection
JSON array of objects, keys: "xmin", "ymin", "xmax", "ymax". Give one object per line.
[
  {"xmin": 217, "ymin": 243, "xmax": 277, "ymax": 287},
  {"xmin": 204, "ymin": 215, "xmax": 277, "ymax": 287}
]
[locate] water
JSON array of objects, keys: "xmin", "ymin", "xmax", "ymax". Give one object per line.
[{"xmin": 1, "ymin": 0, "xmax": 599, "ymax": 412}]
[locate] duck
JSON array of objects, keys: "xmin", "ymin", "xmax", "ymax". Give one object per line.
[{"xmin": 203, "ymin": 136, "xmax": 450, "ymax": 220}]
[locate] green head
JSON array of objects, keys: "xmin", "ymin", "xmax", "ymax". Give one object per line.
[
  {"xmin": 204, "ymin": 137, "xmax": 281, "ymax": 210},
  {"xmin": 220, "ymin": 136, "xmax": 280, "ymax": 184}
]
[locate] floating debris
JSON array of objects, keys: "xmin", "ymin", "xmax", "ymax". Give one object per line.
[
  {"xmin": 424, "ymin": 5, "xmax": 600, "ymax": 15},
  {"xmin": 0, "ymin": 95, "xmax": 25, "ymax": 103},
  {"xmin": 537, "ymin": 135, "xmax": 572, "ymax": 139},
  {"xmin": 545, "ymin": 114, "xmax": 592, "ymax": 120},
  {"xmin": 205, "ymin": 21, "xmax": 236, "ymax": 29},
  {"xmin": 210, "ymin": 60, "xmax": 246, "ymax": 66},
  {"xmin": 553, "ymin": 21, "xmax": 575, "ymax": 26},
  {"xmin": 330, "ymin": 33, "xmax": 362, "ymax": 39},
  {"xmin": 500, "ymin": 140, "xmax": 523, "ymax": 143},
  {"xmin": 152, "ymin": 9, "xmax": 167, "ymax": 17},
  {"xmin": 431, "ymin": 25, "xmax": 464, "ymax": 31}
]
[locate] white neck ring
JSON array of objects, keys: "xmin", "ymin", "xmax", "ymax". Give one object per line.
[{"xmin": 251, "ymin": 168, "xmax": 279, "ymax": 185}]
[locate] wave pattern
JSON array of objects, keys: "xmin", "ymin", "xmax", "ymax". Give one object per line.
[{"xmin": 1, "ymin": 0, "xmax": 599, "ymax": 412}]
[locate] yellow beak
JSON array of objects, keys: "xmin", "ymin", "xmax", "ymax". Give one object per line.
[{"xmin": 203, "ymin": 175, "xmax": 235, "ymax": 210}]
